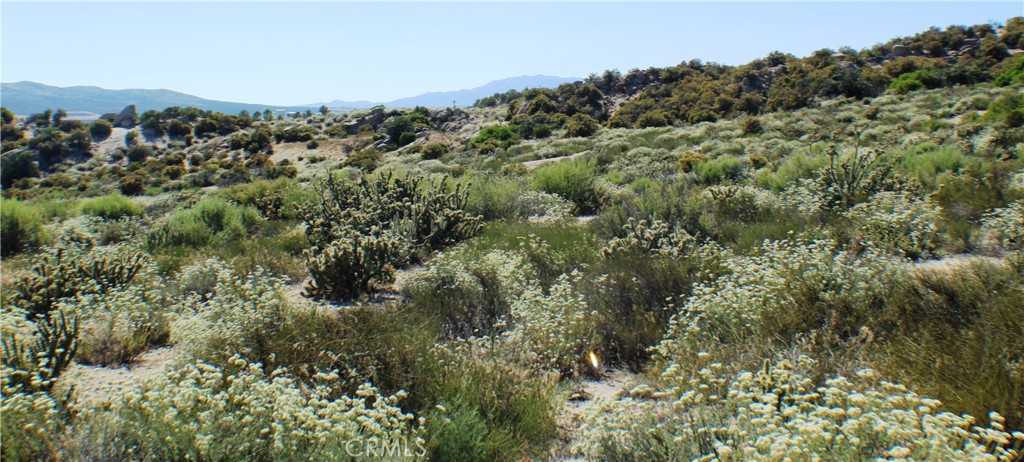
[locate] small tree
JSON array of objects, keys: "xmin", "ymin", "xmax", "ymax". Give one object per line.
[
  {"xmin": 1, "ymin": 107, "xmax": 14, "ymax": 124},
  {"xmin": 52, "ymin": 109, "xmax": 67, "ymax": 126},
  {"xmin": 319, "ymin": 105, "xmax": 330, "ymax": 116},
  {"xmin": 564, "ymin": 113, "xmax": 600, "ymax": 137}
]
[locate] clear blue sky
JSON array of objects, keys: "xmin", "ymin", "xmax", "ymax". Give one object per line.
[{"xmin": 2, "ymin": 2, "xmax": 1020, "ymax": 106}]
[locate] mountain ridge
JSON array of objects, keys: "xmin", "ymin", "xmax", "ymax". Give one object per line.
[
  {"xmin": 1, "ymin": 75, "xmax": 580, "ymax": 116},
  {"xmin": 306, "ymin": 75, "xmax": 581, "ymax": 109}
]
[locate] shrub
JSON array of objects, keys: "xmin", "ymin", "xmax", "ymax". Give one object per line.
[
  {"xmin": 404, "ymin": 249, "xmax": 533, "ymax": 338},
  {"xmin": 342, "ymin": 149, "xmax": 382, "ymax": 172},
  {"xmin": 88, "ymin": 120, "xmax": 113, "ymax": 140},
  {"xmin": 844, "ymin": 192, "xmax": 943, "ymax": 260},
  {"xmin": 817, "ymin": 143, "xmax": 900, "ymax": 211},
  {"xmin": 68, "ymin": 285, "xmax": 168, "ymax": 366},
  {"xmin": 72, "ymin": 357, "xmax": 425, "ymax": 462},
  {"xmin": 27, "ymin": 128, "xmax": 67, "ymax": 161},
  {"xmin": 580, "ymin": 357, "xmax": 1024, "ymax": 461},
  {"xmin": 470, "ymin": 125, "xmax": 518, "ymax": 151},
  {"xmin": 979, "ymin": 199, "xmax": 1024, "ymax": 250},
  {"xmin": 1, "ymin": 198, "xmax": 47, "ymax": 256},
  {"xmin": 1, "ymin": 123, "xmax": 24, "ymax": 143},
  {"xmin": 634, "ymin": 110, "xmax": 673, "ymax": 128},
  {"xmin": 693, "ymin": 155, "xmax": 745, "ymax": 185},
  {"xmin": 513, "ymin": 190, "xmax": 575, "ymax": 224},
  {"xmin": 564, "ymin": 113, "xmax": 600, "ymax": 137},
  {"xmin": 740, "ymin": 116, "xmax": 763, "ymax": 135},
  {"xmin": 303, "ymin": 227, "xmax": 408, "ymax": 302},
  {"xmin": 145, "ymin": 198, "xmax": 263, "ymax": 249},
  {"xmin": 530, "ymin": 159, "xmax": 602, "ymax": 214},
  {"xmin": 676, "ymin": 150, "xmax": 707, "ymax": 173},
  {"xmin": 79, "ymin": 194, "xmax": 143, "ymax": 220},
  {"xmin": 1, "ymin": 391, "xmax": 63, "ymax": 461},
  {"xmin": 165, "ymin": 119, "xmax": 192, "ymax": 138},
  {"xmin": 125, "ymin": 144, "xmax": 154, "ymax": 163},
  {"xmin": 2, "ymin": 309, "xmax": 79, "ymax": 393},
  {"xmin": 119, "ymin": 175, "xmax": 146, "ymax": 196},
  {"xmin": 420, "ymin": 142, "xmax": 449, "ymax": 160},
  {"xmin": 302, "ymin": 172, "xmax": 482, "ymax": 254},
  {"xmin": 994, "ymin": 56, "xmax": 1024, "ymax": 86}
]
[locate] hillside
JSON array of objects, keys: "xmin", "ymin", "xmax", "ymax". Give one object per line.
[{"xmin": 2, "ymin": 17, "xmax": 1024, "ymax": 462}]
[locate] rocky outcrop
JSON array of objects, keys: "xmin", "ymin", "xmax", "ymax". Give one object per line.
[
  {"xmin": 343, "ymin": 107, "xmax": 386, "ymax": 135},
  {"xmin": 429, "ymin": 108, "xmax": 469, "ymax": 132},
  {"xmin": 113, "ymin": 105, "xmax": 137, "ymax": 128},
  {"xmin": 892, "ymin": 45, "xmax": 912, "ymax": 57}
]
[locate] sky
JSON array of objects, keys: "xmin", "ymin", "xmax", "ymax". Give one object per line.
[{"xmin": 2, "ymin": 2, "xmax": 1021, "ymax": 106}]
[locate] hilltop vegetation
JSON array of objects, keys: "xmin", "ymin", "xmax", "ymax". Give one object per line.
[{"xmin": 2, "ymin": 19, "xmax": 1024, "ymax": 462}]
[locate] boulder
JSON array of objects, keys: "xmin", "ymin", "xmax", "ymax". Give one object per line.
[
  {"xmin": 113, "ymin": 105, "xmax": 137, "ymax": 128},
  {"xmin": 892, "ymin": 45, "xmax": 911, "ymax": 57}
]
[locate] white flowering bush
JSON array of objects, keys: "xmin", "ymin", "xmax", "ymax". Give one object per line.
[
  {"xmin": 0, "ymin": 390, "xmax": 62, "ymax": 461},
  {"xmin": 76, "ymin": 356, "xmax": 425, "ymax": 462},
  {"xmin": 404, "ymin": 249, "xmax": 535, "ymax": 337},
  {"xmin": 172, "ymin": 265, "xmax": 289, "ymax": 365},
  {"xmin": 514, "ymin": 190, "xmax": 575, "ymax": 224},
  {"xmin": 845, "ymin": 191, "xmax": 943, "ymax": 260},
  {"xmin": 980, "ymin": 200, "xmax": 1024, "ymax": 251},
  {"xmin": 656, "ymin": 239, "xmax": 905, "ymax": 367},
  {"xmin": 578, "ymin": 356, "xmax": 1024, "ymax": 461},
  {"xmin": 503, "ymin": 270, "xmax": 598, "ymax": 374},
  {"xmin": 62, "ymin": 284, "xmax": 169, "ymax": 365}
]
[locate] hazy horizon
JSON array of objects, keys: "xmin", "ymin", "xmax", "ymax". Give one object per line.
[{"xmin": 2, "ymin": 1, "xmax": 1021, "ymax": 106}]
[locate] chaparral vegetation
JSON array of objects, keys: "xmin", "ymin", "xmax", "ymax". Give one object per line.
[{"xmin": 2, "ymin": 18, "xmax": 1024, "ymax": 462}]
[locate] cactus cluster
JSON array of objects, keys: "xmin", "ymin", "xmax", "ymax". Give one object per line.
[
  {"xmin": 300, "ymin": 172, "xmax": 482, "ymax": 301},
  {"xmin": 601, "ymin": 218, "xmax": 695, "ymax": 258},
  {"xmin": 303, "ymin": 227, "xmax": 408, "ymax": 301},
  {"xmin": 9, "ymin": 245, "xmax": 148, "ymax": 319},
  {"xmin": 2, "ymin": 309, "xmax": 79, "ymax": 393}
]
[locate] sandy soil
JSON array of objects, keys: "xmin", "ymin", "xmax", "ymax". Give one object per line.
[
  {"xmin": 547, "ymin": 369, "xmax": 635, "ymax": 461},
  {"xmin": 62, "ymin": 347, "xmax": 176, "ymax": 406}
]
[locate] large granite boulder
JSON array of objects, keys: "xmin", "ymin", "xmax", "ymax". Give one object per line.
[
  {"xmin": 113, "ymin": 105, "xmax": 137, "ymax": 128},
  {"xmin": 892, "ymin": 45, "xmax": 911, "ymax": 57}
]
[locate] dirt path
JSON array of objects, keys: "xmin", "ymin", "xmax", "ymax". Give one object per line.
[
  {"xmin": 522, "ymin": 150, "xmax": 590, "ymax": 171},
  {"xmin": 547, "ymin": 369, "xmax": 635, "ymax": 461},
  {"xmin": 63, "ymin": 347, "xmax": 176, "ymax": 406}
]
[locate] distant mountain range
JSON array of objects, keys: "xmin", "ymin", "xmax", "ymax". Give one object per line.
[
  {"xmin": 0, "ymin": 75, "xmax": 580, "ymax": 116},
  {"xmin": 304, "ymin": 75, "xmax": 581, "ymax": 109},
  {"xmin": 0, "ymin": 81, "xmax": 311, "ymax": 116}
]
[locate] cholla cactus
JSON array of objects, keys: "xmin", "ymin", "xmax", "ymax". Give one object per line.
[
  {"xmin": 304, "ymin": 227, "xmax": 408, "ymax": 302},
  {"xmin": 602, "ymin": 217, "xmax": 695, "ymax": 258},
  {"xmin": 10, "ymin": 244, "xmax": 148, "ymax": 320},
  {"xmin": 980, "ymin": 200, "xmax": 1024, "ymax": 251},
  {"xmin": 301, "ymin": 171, "xmax": 482, "ymax": 253},
  {"xmin": 2, "ymin": 309, "xmax": 78, "ymax": 393},
  {"xmin": 845, "ymin": 191, "xmax": 943, "ymax": 260}
]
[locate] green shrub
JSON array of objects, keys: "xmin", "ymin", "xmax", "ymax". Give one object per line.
[
  {"xmin": 693, "ymin": 155, "xmax": 745, "ymax": 185},
  {"xmin": 1, "ymin": 198, "xmax": 47, "ymax": 256},
  {"xmin": 79, "ymin": 194, "xmax": 143, "ymax": 220},
  {"xmin": 342, "ymin": 149, "xmax": 382, "ymax": 172},
  {"xmin": 740, "ymin": 116, "xmax": 763, "ymax": 135},
  {"xmin": 564, "ymin": 113, "xmax": 600, "ymax": 137},
  {"xmin": 119, "ymin": 175, "xmax": 146, "ymax": 196},
  {"xmin": 421, "ymin": 142, "xmax": 449, "ymax": 160},
  {"xmin": 994, "ymin": 55, "xmax": 1024, "ymax": 86},
  {"xmin": 302, "ymin": 172, "xmax": 482, "ymax": 254},
  {"xmin": 398, "ymin": 132, "xmax": 417, "ymax": 147},
  {"xmin": 88, "ymin": 120, "xmax": 113, "ymax": 140},
  {"xmin": 1, "ymin": 151, "xmax": 40, "ymax": 188},
  {"xmin": 530, "ymin": 158, "xmax": 602, "ymax": 214},
  {"xmin": 634, "ymin": 110, "xmax": 673, "ymax": 128},
  {"xmin": 27, "ymin": 128, "xmax": 67, "ymax": 161},
  {"xmin": 125, "ymin": 144, "xmax": 154, "ymax": 163},
  {"xmin": 2, "ymin": 309, "xmax": 79, "ymax": 395},
  {"xmin": 470, "ymin": 125, "xmax": 518, "ymax": 151},
  {"xmin": 146, "ymin": 198, "xmax": 262, "ymax": 249}
]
